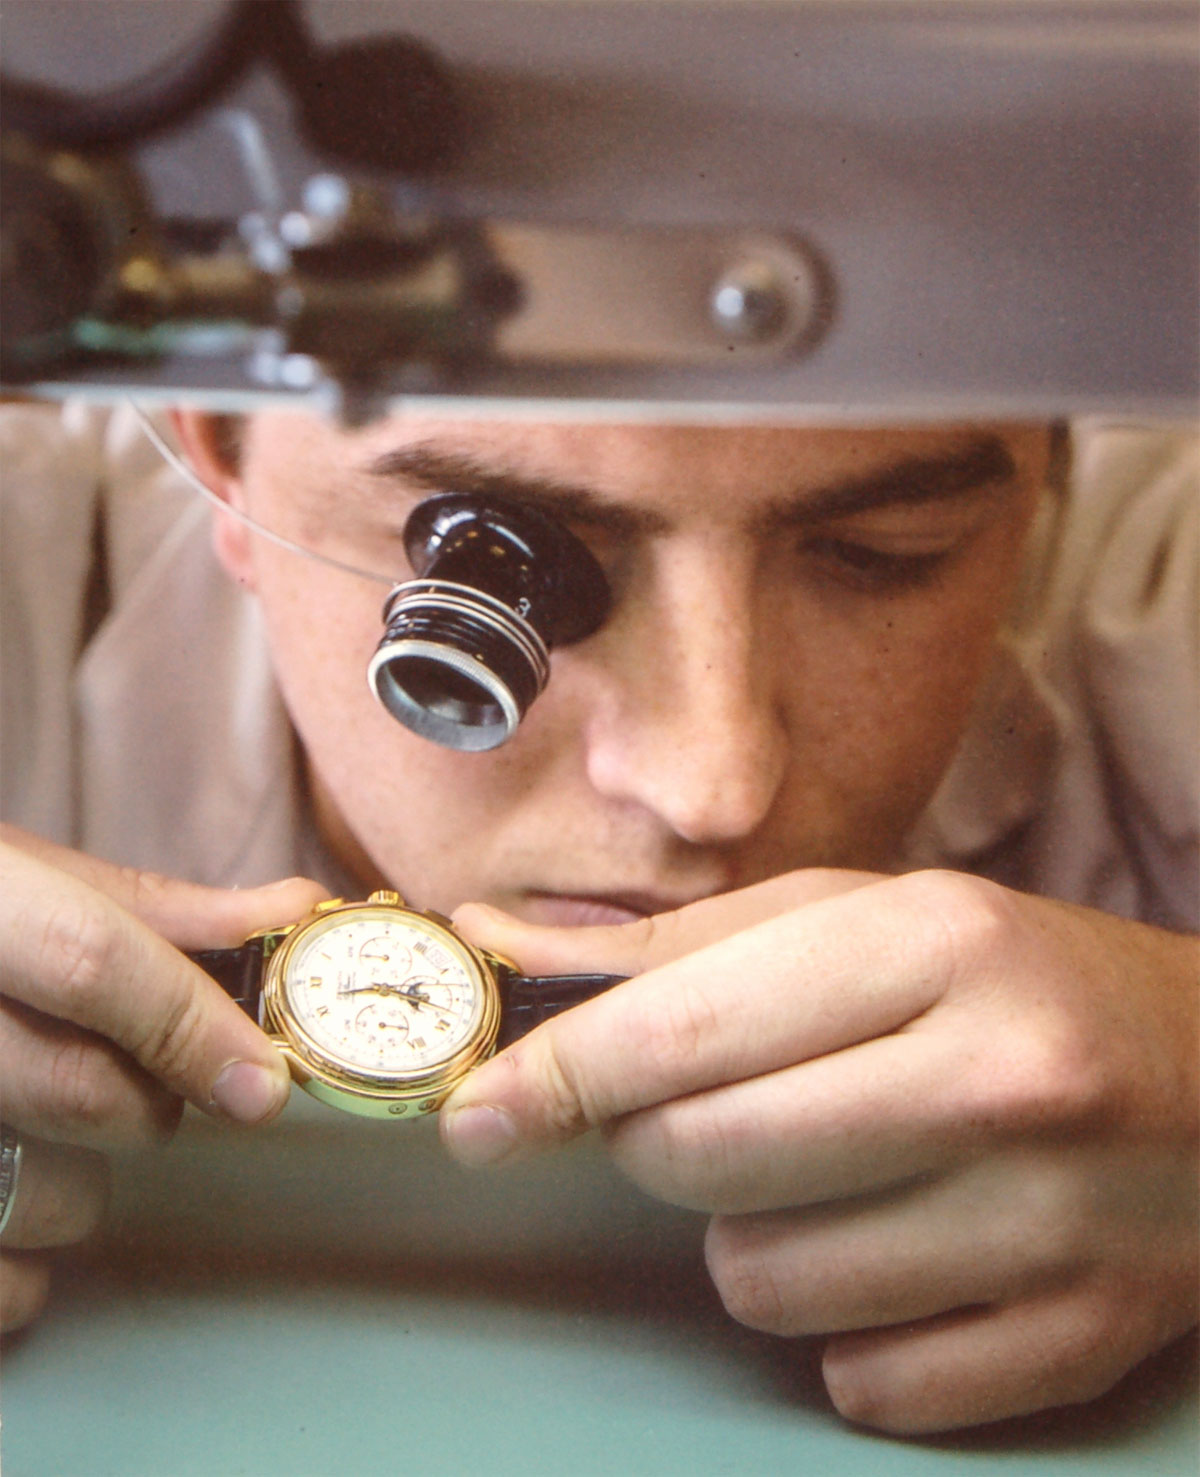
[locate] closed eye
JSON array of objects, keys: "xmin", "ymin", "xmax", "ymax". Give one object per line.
[{"xmin": 802, "ymin": 536, "xmax": 956, "ymax": 592}]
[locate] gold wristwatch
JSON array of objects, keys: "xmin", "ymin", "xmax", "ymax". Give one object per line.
[{"xmin": 192, "ymin": 891, "xmax": 621, "ymax": 1118}]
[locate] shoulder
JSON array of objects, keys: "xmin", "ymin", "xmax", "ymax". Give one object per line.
[
  {"xmin": 1055, "ymin": 422, "xmax": 1195, "ymax": 615},
  {"xmin": 1, "ymin": 402, "xmax": 110, "ymax": 840},
  {"xmin": 0, "ymin": 401, "xmax": 214, "ymax": 845},
  {"xmin": 1026, "ymin": 422, "xmax": 1197, "ymax": 927},
  {"xmin": 0, "ymin": 399, "xmax": 116, "ymax": 663},
  {"xmin": 0, "ymin": 399, "xmax": 199, "ymax": 591},
  {"xmin": 1009, "ymin": 423, "xmax": 1195, "ymax": 638},
  {"xmin": 912, "ymin": 421, "xmax": 1197, "ymax": 929},
  {"xmin": 1044, "ymin": 422, "xmax": 1197, "ymax": 715},
  {"xmin": 1, "ymin": 399, "xmax": 107, "ymax": 554}
]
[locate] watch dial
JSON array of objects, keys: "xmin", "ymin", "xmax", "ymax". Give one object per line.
[{"xmin": 279, "ymin": 907, "xmax": 487, "ymax": 1080}]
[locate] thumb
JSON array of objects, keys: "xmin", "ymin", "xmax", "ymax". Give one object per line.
[{"xmin": 451, "ymin": 868, "xmax": 883, "ymax": 979}]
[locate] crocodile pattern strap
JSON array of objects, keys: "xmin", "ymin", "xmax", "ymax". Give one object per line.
[
  {"xmin": 495, "ymin": 971, "xmax": 624, "ymax": 1050},
  {"xmin": 189, "ymin": 939, "xmax": 269, "ymax": 1019}
]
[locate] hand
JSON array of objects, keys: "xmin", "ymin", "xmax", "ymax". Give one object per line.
[
  {"xmin": 0, "ymin": 824, "xmax": 328, "ymax": 1333},
  {"xmin": 440, "ymin": 869, "xmax": 1199, "ymax": 1434}
]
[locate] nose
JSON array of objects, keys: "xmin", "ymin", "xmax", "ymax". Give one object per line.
[{"xmin": 581, "ymin": 549, "xmax": 789, "ymax": 846}]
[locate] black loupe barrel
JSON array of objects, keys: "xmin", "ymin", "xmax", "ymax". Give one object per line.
[{"xmin": 368, "ymin": 494, "xmax": 610, "ymax": 751}]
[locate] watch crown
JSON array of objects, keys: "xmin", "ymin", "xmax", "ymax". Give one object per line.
[{"xmin": 369, "ymin": 889, "xmax": 406, "ymax": 907}]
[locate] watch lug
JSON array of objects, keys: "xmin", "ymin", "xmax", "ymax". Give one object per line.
[
  {"xmin": 246, "ymin": 896, "xmax": 349, "ymax": 959},
  {"xmin": 245, "ymin": 922, "xmax": 296, "ymax": 947},
  {"xmin": 277, "ymin": 1041, "xmax": 311, "ymax": 1087},
  {"xmin": 479, "ymin": 945, "xmax": 520, "ymax": 974}
]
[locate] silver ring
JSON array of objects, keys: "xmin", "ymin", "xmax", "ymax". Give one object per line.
[{"xmin": 0, "ymin": 1123, "xmax": 23, "ymax": 1238}]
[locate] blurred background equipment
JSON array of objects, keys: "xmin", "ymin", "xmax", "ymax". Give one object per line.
[{"xmin": 1, "ymin": 0, "xmax": 1196, "ymax": 420}]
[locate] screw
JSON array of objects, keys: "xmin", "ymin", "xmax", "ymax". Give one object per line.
[
  {"xmin": 303, "ymin": 173, "xmax": 352, "ymax": 222},
  {"xmin": 247, "ymin": 342, "xmax": 320, "ymax": 391},
  {"xmin": 710, "ymin": 258, "xmax": 789, "ymax": 342}
]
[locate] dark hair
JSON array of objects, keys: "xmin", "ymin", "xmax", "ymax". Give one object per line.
[
  {"xmin": 1046, "ymin": 418, "xmax": 1071, "ymax": 495},
  {"xmin": 209, "ymin": 413, "xmax": 245, "ymax": 471}
]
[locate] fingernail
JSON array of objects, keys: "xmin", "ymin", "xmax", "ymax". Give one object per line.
[
  {"xmin": 442, "ymin": 1104, "xmax": 518, "ymax": 1168},
  {"xmin": 210, "ymin": 1061, "xmax": 289, "ymax": 1124}
]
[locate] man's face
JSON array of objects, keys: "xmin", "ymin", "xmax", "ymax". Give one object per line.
[{"xmin": 200, "ymin": 413, "xmax": 1049, "ymax": 923}]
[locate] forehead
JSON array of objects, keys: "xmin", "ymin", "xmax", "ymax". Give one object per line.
[{"xmin": 245, "ymin": 414, "xmax": 1048, "ymax": 523}]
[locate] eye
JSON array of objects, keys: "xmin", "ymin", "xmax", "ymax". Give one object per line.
[{"xmin": 802, "ymin": 536, "xmax": 954, "ymax": 592}]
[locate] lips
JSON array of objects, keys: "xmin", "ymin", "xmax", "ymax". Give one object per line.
[{"xmin": 522, "ymin": 890, "xmax": 705, "ymax": 927}]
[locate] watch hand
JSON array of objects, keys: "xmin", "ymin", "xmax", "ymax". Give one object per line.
[
  {"xmin": 391, "ymin": 983, "xmax": 457, "ymax": 1017},
  {"xmin": 339, "ymin": 979, "xmax": 458, "ymax": 1016}
]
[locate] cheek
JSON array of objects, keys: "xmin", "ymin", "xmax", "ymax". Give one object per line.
[
  {"xmin": 779, "ymin": 566, "xmax": 1021, "ymax": 844},
  {"xmin": 246, "ymin": 555, "xmax": 570, "ymax": 896},
  {"xmin": 248, "ymin": 557, "xmax": 428, "ymax": 828},
  {"xmin": 253, "ymin": 561, "xmax": 378, "ymax": 715}
]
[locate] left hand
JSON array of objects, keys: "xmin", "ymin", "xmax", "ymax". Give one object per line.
[
  {"xmin": 0, "ymin": 825, "xmax": 326, "ymax": 1333},
  {"xmin": 440, "ymin": 869, "xmax": 1199, "ymax": 1434}
]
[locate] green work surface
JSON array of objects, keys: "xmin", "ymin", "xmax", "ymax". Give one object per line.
[{"xmin": 2, "ymin": 1105, "xmax": 1197, "ymax": 1476}]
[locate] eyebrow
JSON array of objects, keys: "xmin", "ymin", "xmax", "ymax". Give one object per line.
[
  {"xmin": 361, "ymin": 445, "xmax": 669, "ymax": 535},
  {"xmin": 766, "ymin": 434, "xmax": 1018, "ymax": 527},
  {"xmin": 360, "ymin": 433, "xmax": 1018, "ymax": 535}
]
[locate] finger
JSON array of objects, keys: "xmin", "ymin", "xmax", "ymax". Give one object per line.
[
  {"xmin": 441, "ymin": 873, "xmax": 960, "ymax": 1165},
  {"xmin": 1, "ymin": 997, "xmax": 181, "ymax": 1149},
  {"xmin": 0, "ymin": 1134, "xmax": 109, "ymax": 1250},
  {"xmin": 1, "ymin": 845, "xmax": 291, "ymax": 1124},
  {"xmin": 0, "ymin": 1252, "xmax": 52, "ymax": 1334},
  {"xmin": 821, "ymin": 1292, "xmax": 1149, "ymax": 1434},
  {"xmin": 452, "ymin": 868, "xmax": 881, "ymax": 978},
  {"xmin": 702, "ymin": 1150, "xmax": 1096, "ymax": 1338},
  {"xmin": 0, "ymin": 823, "xmax": 329, "ymax": 949},
  {"xmin": 604, "ymin": 1032, "xmax": 972, "ymax": 1213}
]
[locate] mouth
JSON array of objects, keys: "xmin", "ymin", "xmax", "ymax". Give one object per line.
[{"xmin": 522, "ymin": 890, "xmax": 707, "ymax": 927}]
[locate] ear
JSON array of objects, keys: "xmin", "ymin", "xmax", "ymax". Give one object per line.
[{"xmin": 170, "ymin": 410, "xmax": 257, "ymax": 589}]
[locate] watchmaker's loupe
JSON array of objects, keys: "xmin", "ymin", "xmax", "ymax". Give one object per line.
[{"xmin": 368, "ymin": 494, "xmax": 611, "ymax": 751}]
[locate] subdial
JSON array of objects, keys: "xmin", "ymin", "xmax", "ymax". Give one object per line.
[
  {"xmin": 354, "ymin": 1000, "xmax": 412, "ymax": 1047},
  {"xmin": 357, "ymin": 936, "xmax": 412, "ymax": 978}
]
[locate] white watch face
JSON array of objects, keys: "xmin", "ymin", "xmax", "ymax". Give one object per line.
[{"xmin": 278, "ymin": 906, "xmax": 488, "ymax": 1082}]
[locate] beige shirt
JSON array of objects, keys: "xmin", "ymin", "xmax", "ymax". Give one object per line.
[{"xmin": 2, "ymin": 403, "xmax": 1196, "ymax": 930}]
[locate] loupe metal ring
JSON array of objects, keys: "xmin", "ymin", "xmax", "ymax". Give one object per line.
[{"xmin": 368, "ymin": 579, "xmax": 551, "ymax": 752}]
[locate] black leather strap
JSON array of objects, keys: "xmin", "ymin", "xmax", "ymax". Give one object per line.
[
  {"xmin": 192, "ymin": 942, "xmax": 622, "ymax": 1047},
  {"xmin": 495, "ymin": 970, "xmax": 624, "ymax": 1049},
  {"xmin": 189, "ymin": 939, "xmax": 269, "ymax": 1019}
]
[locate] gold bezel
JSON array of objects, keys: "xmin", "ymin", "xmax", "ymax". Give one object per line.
[{"xmin": 261, "ymin": 894, "xmax": 502, "ymax": 1119}]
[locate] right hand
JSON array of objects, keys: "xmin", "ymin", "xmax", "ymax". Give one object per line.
[{"xmin": 0, "ymin": 824, "xmax": 329, "ymax": 1333}]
